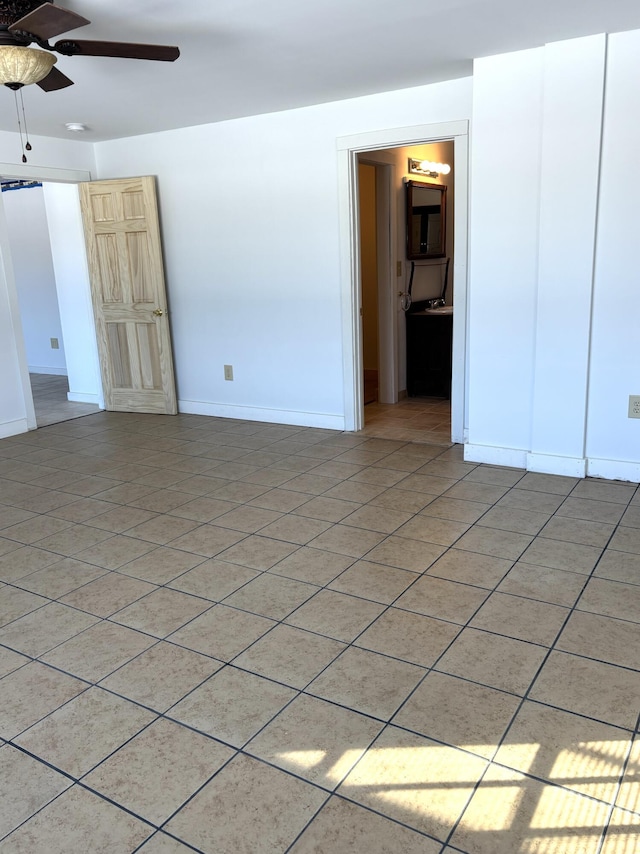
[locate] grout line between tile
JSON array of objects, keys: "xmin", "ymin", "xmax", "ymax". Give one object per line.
[{"xmin": 2, "ymin": 409, "xmax": 640, "ymax": 853}]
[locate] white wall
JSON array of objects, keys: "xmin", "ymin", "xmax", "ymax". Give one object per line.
[
  {"xmin": 587, "ymin": 30, "xmax": 640, "ymax": 481},
  {"xmin": 529, "ymin": 37, "xmax": 605, "ymax": 474},
  {"xmin": 0, "ymin": 132, "xmax": 96, "ymax": 175},
  {"xmin": 467, "ymin": 46, "xmax": 545, "ymax": 463},
  {"xmin": 4, "ymin": 185, "xmax": 67, "ymax": 375},
  {"xmin": 42, "ymin": 183, "xmax": 102, "ymax": 406},
  {"xmin": 93, "ymin": 78, "xmax": 472, "ymax": 428},
  {"xmin": 0, "ymin": 196, "xmax": 31, "ymax": 438},
  {"xmin": 466, "ymin": 32, "xmax": 639, "ymax": 482},
  {"xmin": 0, "ymin": 133, "xmax": 95, "ymax": 437}
]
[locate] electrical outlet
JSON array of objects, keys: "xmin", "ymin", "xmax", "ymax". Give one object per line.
[
  {"xmin": 50, "ymin": 338, "xmax": 59, "ymax": 349},
  {"xmin": 629, "ymin": 396, "xmax": 640, "ymax": 418},
  {"xmin": 224, "ymin": 365, "xmax": 234, "ymax": 381}
]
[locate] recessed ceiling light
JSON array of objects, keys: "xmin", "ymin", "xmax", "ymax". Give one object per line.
[{"xmin": 65, "ymin": 122, "xmax": 88, "ymax": 132}]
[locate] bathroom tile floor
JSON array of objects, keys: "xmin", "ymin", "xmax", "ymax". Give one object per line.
[
  {"xmin": 363, "ymin": 396, "xmax": 451, "ymax": 444},
  {"xmin": 0, "ymin": 410, "xmax": 639, "ymax": 853}
]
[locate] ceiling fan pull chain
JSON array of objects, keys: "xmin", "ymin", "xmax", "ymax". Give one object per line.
[
  {"xmin": 19, "ymin": 88, "xmax": 32, "ymax": 153},
  {"xmin": 12, "ymin": 88, "xmax": 27, "ymax": 163}
]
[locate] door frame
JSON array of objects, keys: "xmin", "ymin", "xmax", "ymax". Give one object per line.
[
  {"xmin": 337, "ymin": 121, "xmax": 470, "ymax": 442},
  {"xmin": 0, "ymin": 162, "xmax": 94, "ymax": 431}
]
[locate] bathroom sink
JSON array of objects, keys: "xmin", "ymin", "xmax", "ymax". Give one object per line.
[{"xmin": 424, "ymin": 305, "xmax": 453, "ymax": 316}]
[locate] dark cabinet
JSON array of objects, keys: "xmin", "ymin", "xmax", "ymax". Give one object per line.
[{"xmin": 406, "ymin": 311, "xmax": 453, "ymax": 398}]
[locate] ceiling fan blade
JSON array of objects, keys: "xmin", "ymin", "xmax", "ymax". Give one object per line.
[
  {"xmin": 54, "ymin": 40, "xmax": 180, "ymax": 62},
  {"xmin": 8, "ymin": 2, "xmax": 90, "ymax": 40},
  {"xmin": 36, "ymin": 66, "xmax": 74, "ymax": 91}
]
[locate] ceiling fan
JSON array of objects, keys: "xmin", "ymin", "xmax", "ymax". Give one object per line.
[{"xmin": 0, "ymin": 1, "xmax": 180, "ymax": 91}]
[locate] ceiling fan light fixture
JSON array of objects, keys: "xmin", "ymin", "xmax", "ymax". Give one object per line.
[{"xmin": 0, "ymin": 45, "xmax": 57, "ymax": 89}]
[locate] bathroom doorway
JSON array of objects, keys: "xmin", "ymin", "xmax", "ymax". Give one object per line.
[{"xmin": 348, "ymin": 126, "xmax": 466, "ymax": 443}]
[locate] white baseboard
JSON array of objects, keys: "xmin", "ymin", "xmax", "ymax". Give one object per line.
[
  {"xmin": 464, "ymin": 442, "xmax": 640, "ymax": 483},
  {"xmin": 587, "ymin": 457, "xmax": 640, "ymax": 484},
  {"xmin": 67, "ymin": 392, "xmax": 100, "ymax": 405},
  {"xmin": 28, "ymin": 366, "xmax": 68, "ymax": 376},
  {"xmin": 527, "ymin": 452, "xmax": 586, "ymax": 478},
  {"xmin": 465, "ymin": 443, "xmax": 588, "ymax": 477},
  {"xmin": 178, "ymin": 399, "xmax": 345, "ymax": 431},
  {"xmin": 451, "ymin": 425, "xmax": 467, "ymax": 445},
  {"xmin": 0, "ymin": 418, "xmax": 29, "ymax": 439},
  {"xmin": 464, "ymin": 443, "xmax": 528, "ymax": 469}
]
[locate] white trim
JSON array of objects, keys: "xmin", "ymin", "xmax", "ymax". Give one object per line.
[
  {"xmin": 338, "ymin": 145, "xmax": 362, "ymax": 430},
  {"xmin": 178, "ymin": 399, "xmax": 344, "ymax": 431},
  {"xmin": 464, "ymin": 443, "xmax": 609, "ymax": 479},
  {"xmin": 29, "ymin": 366, "xmax": 68, "ymax": 377},
  {"xmin": 587, "ymin": 457, "xmax": 640, "ymax": 484},
  {"xmin": 450, "ymin": 132, "xmax": 469, "ymax": 445},
  {"xmin": 527, "ymin": 452, "xmax": 587, "ymax": 478},
  {"xmin": 0, "ymin": 164, "xmax": 92, "ymax": 184},
  {"xmin": 0, "ymin": 419, "xmax": 29, "ymax": 439},
  {"xmin": 337, "ymin": 121, "xmax": 470, "ymax": 438},
  {"xmin": 337, "ymin": 121, "xmax": 470, "ymax": 152},
  {"xmin": 0, "ymin": 192, "xmax": 36, "ymax": 431},
  {"xmin": 67, "ymin": 392, "xmax": 101, "ymax": 405},
  {"xmin": 464, "ymin": 443, "xmax": 528, "ymax": 469}
]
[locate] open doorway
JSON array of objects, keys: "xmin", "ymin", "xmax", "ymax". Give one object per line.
[
  {"xmin": 338, "ymin": 120, "xmax": 469, "ymax": 444},
  {"xmin": 1, "ymin": 166, "xmax": 178, "ymax": 436},
  {"xmin": 0, "ymin": 161, "xmax": 101, "ymax": 434},
  {"xmin": 357, "ymin": 141, "xmax": 454, "ymax": 443},
  {"xmin": 28, "ymin": 375, "xmax": 99, "ymax": 428},
  {"xmin": 2, "ymin": 179, "xmax": 100, "ymax": 427}
]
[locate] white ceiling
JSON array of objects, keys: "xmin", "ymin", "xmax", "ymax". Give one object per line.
[{"xmin": 2, "ymin": 0, "xmax": 640, "ymax": 142}]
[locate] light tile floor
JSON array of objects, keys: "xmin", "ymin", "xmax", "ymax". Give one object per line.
[
  {"xmin": 0, "ymin": 411, "xmax": 639, "ymax": 853},
  {"xmin": 30, "ymin": 373, "xmax": 100, "ymax": 428},
  {"xmin": 364, "ymin": 396, "xmax": 451, "ymax": 444}
]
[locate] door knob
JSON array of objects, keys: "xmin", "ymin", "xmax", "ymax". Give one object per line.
[{"xmin": 152, "ymin": 308, "xmax": 164, "ymax": 317}]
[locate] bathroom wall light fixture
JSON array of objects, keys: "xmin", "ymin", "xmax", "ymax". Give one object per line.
[{"xmin": 408, "ymin": 158, "xmax": 451, "ymax": 178}]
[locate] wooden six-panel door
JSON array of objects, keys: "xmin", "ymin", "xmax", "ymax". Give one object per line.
[{"xmin": 79, "ymin": 176, "xmax": 177, "ymax": 414}]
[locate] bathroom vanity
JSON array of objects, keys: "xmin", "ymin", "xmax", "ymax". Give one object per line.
[
  {"xmin": 404, "ymin": 177, "xmax": 453, "ymax": 397},
  {"xmin": 406, "ymin": 306, "xmax": 453, "ymax": 398}
]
